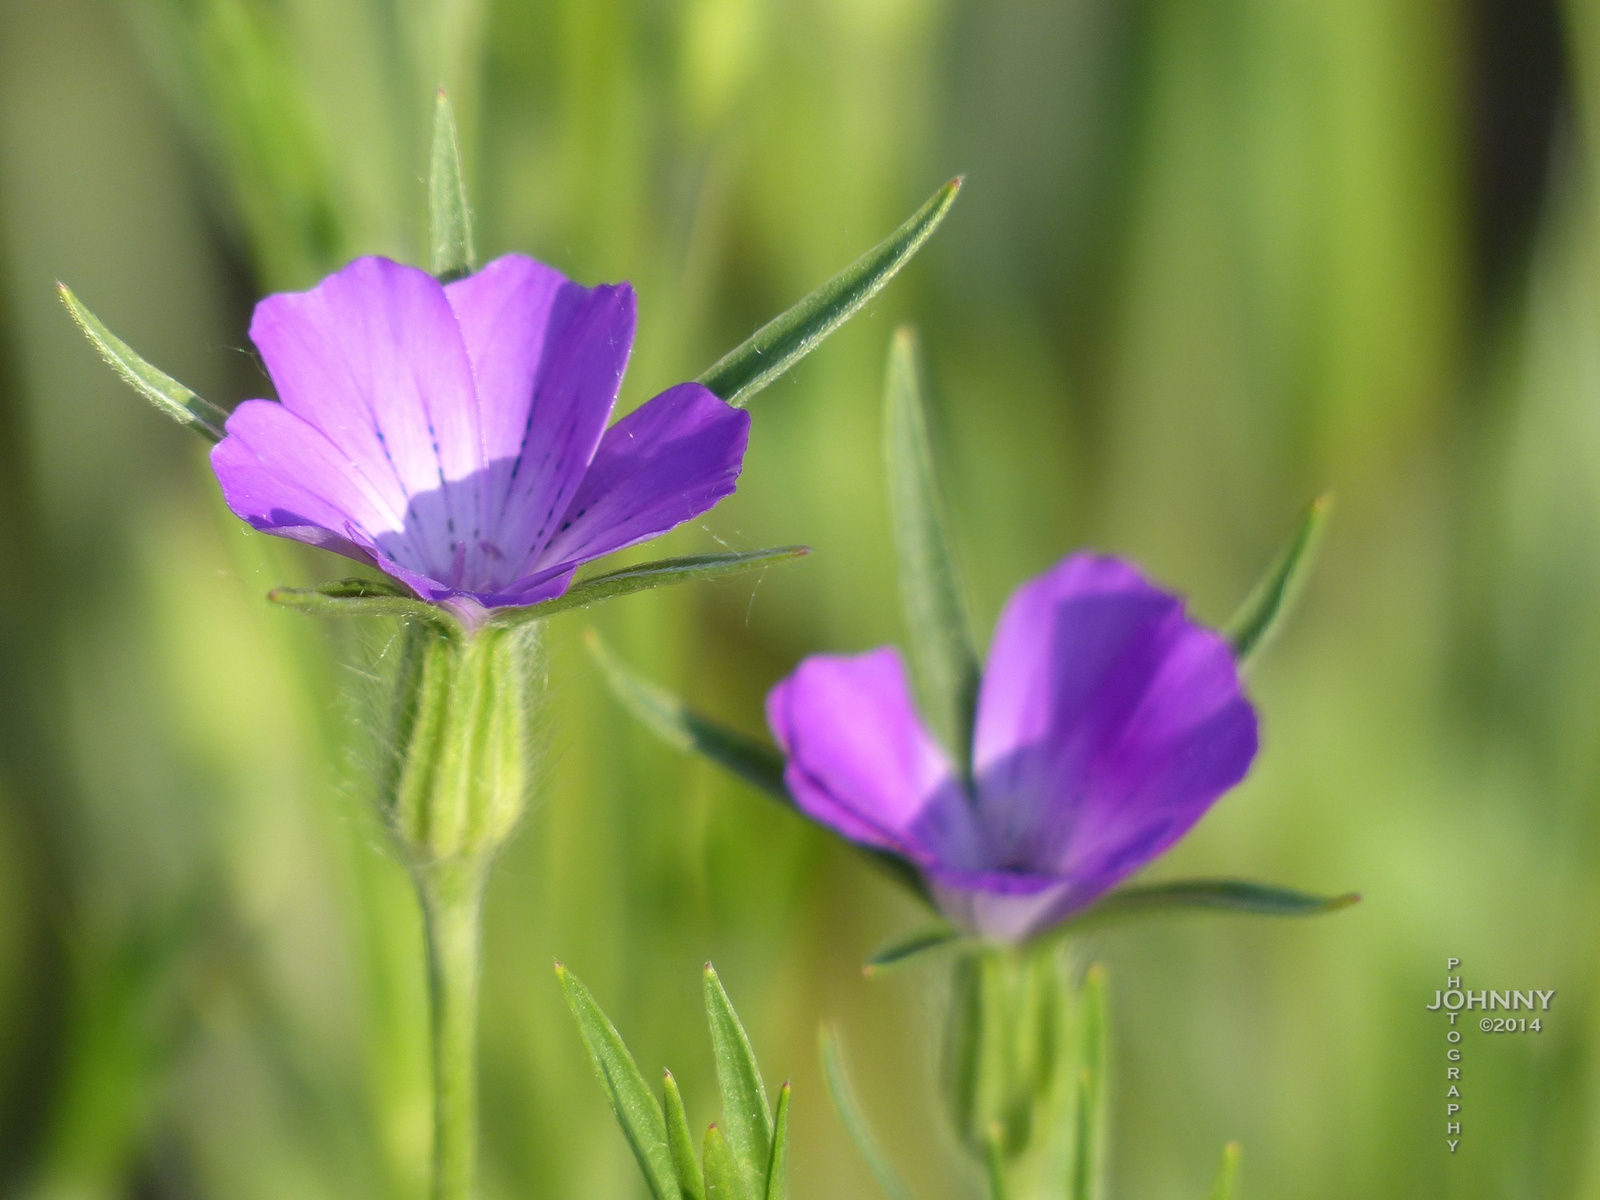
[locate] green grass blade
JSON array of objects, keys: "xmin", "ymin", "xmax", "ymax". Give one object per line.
[
  {"xmin": 702, "ymin": 1125, "xmax": 742, "ymax": 1200},
  {"xmin": 1070, "ymin": 965, "xmax": 1108, "ymax": 1200},
  {"xmin": 428, "ymin": 87, "xmax": 476, "ymax": 280},
  {"xmin": 490, "ymin": 547, "xmax": 809, "ymax": 628},
  {"xmin": 819, "ymin": 1027, "xmax": 918, "ymax": 1200},
  {"xmin": 58, "ymin": 283, "xmax": 229, "ymax": 442},
  {"xmin": 555, "ymin": 964, "xmax": 680, "ymax": 1200},
  {"xmin": 764, "ymin": 1082, "xmax": 791, "ymax": 1200},
  {"xmin": 1065, "ymin": 879, "xmax": 1361, "ymax": 932},
  {"xmin": 665, "ymin": 1071, "xmax": 707, "ymax": 1200},
  {"xmin": 698, "ymin": 179, "xmax": 963, "ymax": 407},
  {"xmin": 884, "ymin": 325, "xmax": 980, "ymax": 771},
  {"xmin": 1207, "ymin": 1142, "xmax": 1242, "ymax": 1200},
  {"xmin": 1225, "ymin": 494, "xmax": 1332, "ymax": 666},
  {"xmin": 862, "ymin": 926, "xmax": 965, "ymax": 976},
  {"xmin": 703, "ymin": 965, "xmax": 773, "ymax": 1199}
]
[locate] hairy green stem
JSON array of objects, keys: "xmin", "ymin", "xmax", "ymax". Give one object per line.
[{"xmin": 418, "ymin": 859, "xmax": 488, "ymax": 1200}]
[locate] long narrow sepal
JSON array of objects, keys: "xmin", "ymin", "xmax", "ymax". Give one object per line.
[
  {"xmin": 863, "ymin": 926, "xmax": 966, "ymax": 976},
  {"xmin": 884, "ymin": 325, "xmax": 980, "ymax": 772},
  {"xmin": 1207, "ymin": 1142, "xmax": 1242, "ymax": 1200},
  {"xmin": 819, "ymin": 1028, "xmax": 918, "ymax": 1200},
  {"xmin": 701, "ymin": 1126, "xmax": 740, "ymax": 1200},
  {"xmin": 664, "ymin": 1071, "xmax": 707, "ymax": 1200},
  {"xmin": 585, "ymin": 631, "xmax": 933, "ymax": 903},
  {"xmin": 58, "ymin": 284, "xmax": 229, "ymax": 442},
  {"xmin": 698, "ymin": 178, "xmax": 962, "ymax": 407},
  {"xmin": 428, "ymin": 87, "xmax": 476, "ymax": 281},
  {"xmin": 555, "ymin": 963, "xmax": 680, "ymax": 1200},
  {"xmin": 489, "ymin": 547, "xmax": 810, "ymax": 628},
  {"xmin": 1225, "ymin": 494, "xmax": 1332, "ymax": 666},
  {"xmin": 983, "ymin": 1124, "xmax": 1010, "ymax": 1200},
  {"xmin": 703, "ymin": 964, "xmax": 773, "ymax": 1199},
  {"xmin": 764, "ymin": 1083, "xmax": 791, "ymax": 1200},
  {"xmin": 268, "ymin": 578, "xmax": 462, "ymax": 630},
  {"xmin": 1063, "ymin": 879, "xmax": 1360, "ymax": 933}
]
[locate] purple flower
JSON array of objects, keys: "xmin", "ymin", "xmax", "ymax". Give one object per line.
[
  {"xmin": 766, "ymin": 554, "xmax": 1259, "ymax": 942},
  {"xmin": 211, "ymin": 254, "xmax": 751, "ymax": 616}
]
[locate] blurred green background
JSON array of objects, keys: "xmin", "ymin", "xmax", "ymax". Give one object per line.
[{"xmin": 0, "ymin": 0, "xmax": 1589, "ymax": 1195}]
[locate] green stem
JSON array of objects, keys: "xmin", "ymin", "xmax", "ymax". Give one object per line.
[{"xmin": 418, "ymin": 858, "xmax": 488, "ymax": 1200}]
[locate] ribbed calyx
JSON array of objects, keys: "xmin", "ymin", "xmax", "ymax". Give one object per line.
[{"xmin": 381, "ymin": 620, "xmax": 539, "ymax": 867}]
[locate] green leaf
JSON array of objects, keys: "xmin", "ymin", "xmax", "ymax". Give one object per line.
[
  {"xmin": 555, "ymin": 963, "xmax": 680, "ymax": 1200},
  {"xmin": 764, "ymin": 1083, "xmax": 791, "ymax": 1200},
  {"xmin": 698, "ymin": 178, "xmax": 963, "ymax": 407},
  {"xmin": 1064, "ymin": 879, "xmax": 1360, "ymax": 932},
  {"xmin": 586, "ymin": 631, "xmax": 934, "ymax": 902},
  {"xmin": 983, "ymin": 1123, "xmax": 1010, "ymax": 1200},
  {"xmin": 703, "ymin": 964, "xmax": 772, "ymax": 1199},
  {"xmin": 863, "ymin": 926, "xmax": 966, "ymax": 976},
  {"xmin": 665, "ymin": 1071, "xmax": 707, "ymax": 1200},
  {"xmin": 428, "ymin": 87, "xmax": 476, "ymax": 280},
  {"xmin": 58, "ymin": 283, "xmax": 229, "ymax": 442},
  {"xmin": 489, "ymin": 547, "xmax": 809, "ymax": 628},
  {"xmin": 884, "ymin": 325, "xmax": 980, "ymax": 772},
  {"xmin": 702, "ymin": 1125, "xmax": 741, "ymax": 1200},
  {"xmin": 1070, "ymin": 965, "xmax": 1108, "ymax": 1200},
  {"xmin": 1225, "ymin": 494, "xmax": 1332, "ymax": 666},
  {"xmin": 267, "ymin": 579, "xmax": 460, "ymax": 629},
  {"xmin": 1207, "ymin": 1142, "xmax": 1242, "ymax": 1200},
  {"xmin": 819, "ymin": 1027, "xmax": 918, "ymax": 1200}
]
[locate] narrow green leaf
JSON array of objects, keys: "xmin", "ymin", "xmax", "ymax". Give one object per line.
[
  {"xmin": 764, "ymin": 1083, "xmax": 791, "ymax": 1200},
  {"xmin": 703, "ymin": 964, "xmax": 772, "ymax": 1199},
  {"xmin": 58, "ymin": 284, "xmax": 229, "ymax": 442},
  {"xmin": 1065, "ymin": 879, "xmax": 1361, "ymax": 933},
  {"xmin": 585, "ymin": 631, "xmax": 934, "ymax": 903},
  {"xmin": 698, "ymin": 178, "xmax": 962, "ymax": 407},
  {"xmin": 1225, "ymin": 494, "xmax": 1332, "ymax": 666},
  {"xmin": 428, "ymin": 87, "xmax": 476, "ymax": 280},
  {"xmin": 665, "ymin": 1071, "xmax": 707, "ymax": 1200},
  {"xmin": 1207, "ymin": 1142, "xmax": 1242, "ymax": 1200},
  {"xmin": 1070, "ymin": 965, "xmax": 1108, "ymax": 1200},
  {"xmin": 983, "ymin": 1123, "xmax": 1010, "ymax": 1200},
  {"xmin": 884, "ymin": 325, "xmax": 980, "ymax": 771},
  {"xmin": 267, "ymin": 579, "xmax": 460, "ymax": 629},
  {"xmin": 863, "ymin": 926, "xmax": 966, "ymax": 976},
  {"xmin": 702, "ymin": 1126, "xmax": 741, "ymax": 1200},
  {"xmin": 819, "ymin": 1027, "xmax": 918, "ymax": 1200},
  {"xmin": 488, "ymin": 547, "xmax": 809, "ymax": 629},
  {"xmin": 555, "ymin": 964, "xmax": 680, "ymax": 1200}
]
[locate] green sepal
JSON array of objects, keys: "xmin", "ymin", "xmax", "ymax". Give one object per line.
[
  {"xmin": 863, "ymin": 926, "xmax": 967, "ymax": 976},
  {"xmin": 585, "ymin": 632, "xmax": 933, "ymax": 903},
  {"xmin": 58, "ymin": 283, "xmax": 229, "ymax": 442},
  {"xmin": 1207, "ymin": 1142, "xmax": 1242, "ymax": 1200},
  {"xmin": 1062, "ymin": 879, "xmax": 1360, "ymax": 933},
  {"xmin": 488, "ymin": 547, "xmax": 809, "ymax": 629},
  {"xmin": 1225, "ymin": 494, "xmax": 1332, "ymax": 666},
  {"xmin": 428, "ymin": 87, "xmax": 476, "ymax": 281},
  {"xmin": 665, "ymin": 1071, "xmax": 707, "ymax": 1200},
  {"xmin": 764, "ymin": 1083, "xmax": 791, "ymax": 1200},
  {"xmin": 983, "ymin": 1123, "xmax": 1010, "ymax": 1200},
  {"xmin": 555, "ymin": 963, "xmax": 680, "ymax": 1200},
  {"xmin": 703, "ymin": 965, "xmax": 773, "ymax": 1199},
  {"xmin": 268, "ymin": 579, "xmax": 459, "ymax": 630},
  {"xmin": 698, "ymin": 179, "xmax": 962, "ymax": 407},
  {"xmin": 884, "ymin": 325, "xmax": 980, "ymax": 774},
  {"xmin": 1069, "ymin": 965, "xmax": 1108, "ymax": 1200},
  {"xmin": 702, "ymin": 1125, "xmax": 741, "ymax": 1200},
  {"xmin": 819, "ymin": 1027, "xmax": 918, "ymax": 1200}
]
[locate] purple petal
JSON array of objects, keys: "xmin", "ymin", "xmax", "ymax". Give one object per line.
[
  {"xmin": 444, "ymin": 255, "xmax": 636, "ymax": 571},
  {"xmin": 972, "ymin": 554, "xmax": 1258, "ymax": 909},
  {"xmin": 766, "ymin": 648, "xmax": 980, "ymax": 871},
  {"xmin": 534, "ymin": 383, "xmax": 750, "ymax": 571},
  {"xmin": 248, "ymin": 257, "xmax": 485, "ymax": 583}
]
